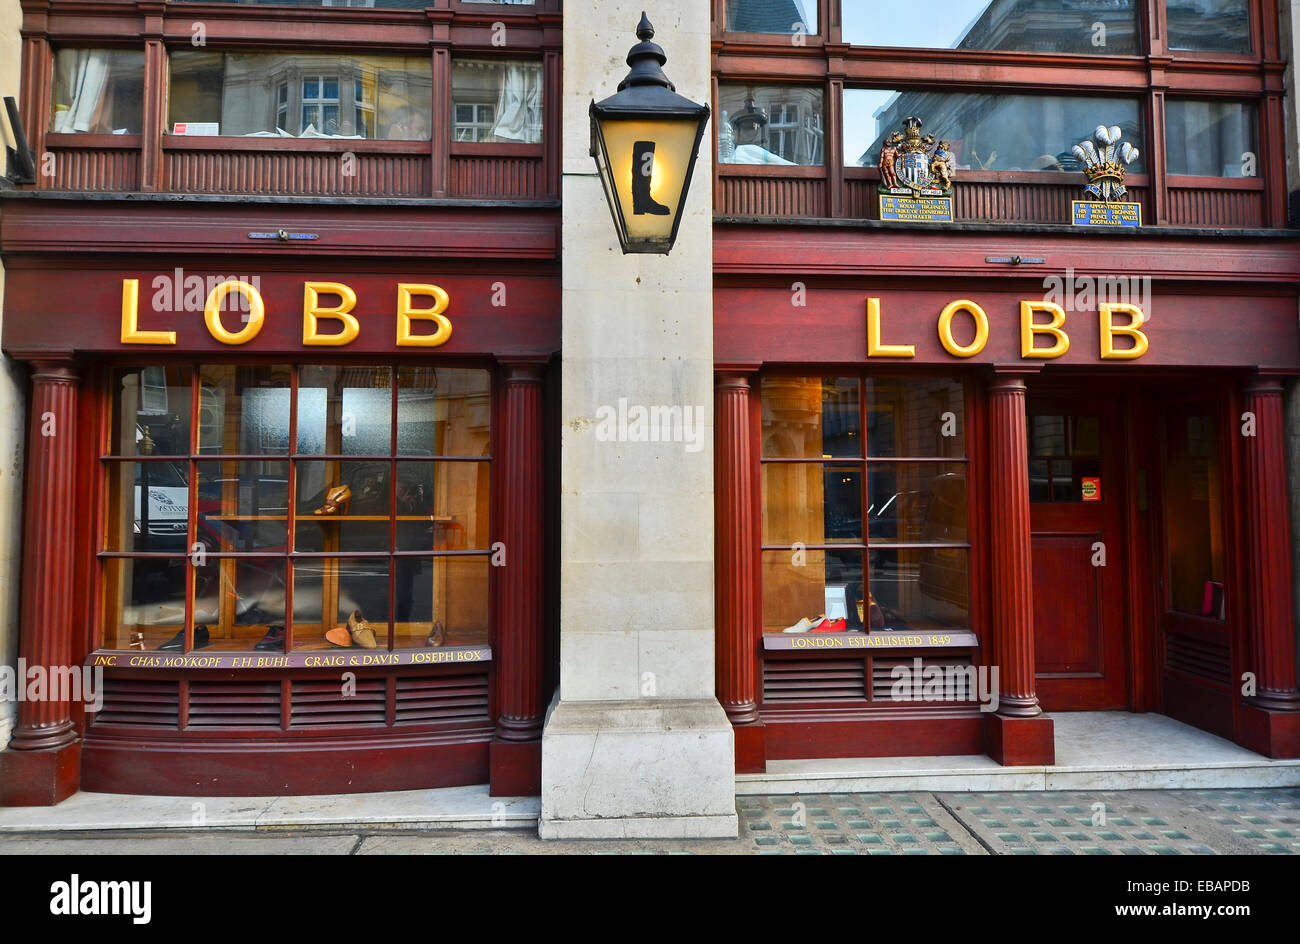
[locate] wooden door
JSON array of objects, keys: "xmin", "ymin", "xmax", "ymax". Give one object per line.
[{"xmin": 1027, "ymin": 398, "xmax": 1127, "ymax": 709}]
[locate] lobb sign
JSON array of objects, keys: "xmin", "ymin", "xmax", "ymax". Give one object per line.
[
  {"xmin": 866, "ymin": 297, "xmax": 1149, "ymax": 360},
  {"xmin": 120, "ymin": 279, "xmax": 453, "ymax": 347}
]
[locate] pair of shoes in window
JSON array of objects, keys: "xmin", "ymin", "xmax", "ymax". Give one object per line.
[
  {"xmin": 255, "ymin": 624, "xmax": 285, "ymax": 651},
  {"xmin": 325, "ymin": 610, "xmax": 377, "ymax": 649},
  {"xmin": 159, "ymin": 625, "xmax": 210, "ymax": 651},
  {"xmin": 781, "ymin": 615, "xmax": 848, "ymax": 634}
]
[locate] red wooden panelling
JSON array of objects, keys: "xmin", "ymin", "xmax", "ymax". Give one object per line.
[
  {"xmin": 45, "ymin": 148, "xmax": 140, "ymax": 191},
  {"xmin": 718, "ymin": 175, "xmax": 826, "ymax": 218},
  {"xmin": 1168, "ymin": 187, "xmax": 1264, "ymax": 228},
  {"xmin": 164, "ymin": 150, "xmax": 429, "ymax": 197},
  {"xmin": 449, "ymin": 156, "xmax": 543, "ymax": 200}
]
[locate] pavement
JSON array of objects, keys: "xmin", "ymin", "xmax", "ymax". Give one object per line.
[{"xmin": 1, "ymin": 787, "xmax": 1296, "ymax": 854}]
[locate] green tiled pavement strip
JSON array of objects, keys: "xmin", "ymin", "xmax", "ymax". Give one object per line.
[{"xmin": 738, "ymin": 789, "xmax": 1300, "ymax": 855}]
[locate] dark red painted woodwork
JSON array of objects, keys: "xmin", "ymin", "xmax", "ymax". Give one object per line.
[
  {"xmin": 715, "ymin": 371, "xmax": 758, "ymax": 727},
  {"xmin": 762, "ymin": 707, "xmax": 984, "ymax": 760},
  {"xmin": 1241, "ymin": 378, "xmax": 1300, "ymax": 715},
  {"xmin": 492, "ymin": 360, "xmax": 546, "ymax": 749},
  {"xmin": 714, "ymin": 280, "xmax": 1300, "ymax": 370},
  {"xmin": 0, "ymin": 743, "xmax": 82, "ymax": 807},
  {"xmin": 984, "ymin": 712, "xmax": 1055, "ymax": 767},
  {"xmin": 1028, "ymin": 396, "xmax": 1127, "ymax": 710},
  {"xmin": 80, "ymin": 732, "xmax": 491, "ymax": 797}
]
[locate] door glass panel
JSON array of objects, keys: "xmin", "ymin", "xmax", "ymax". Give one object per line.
[
  {"xmin": 1164, "ymin": 410, "xmax": 1225, "ymax": 618},
  {"xmin": 1028, "ymin": 413, "xmax": 1100, "ymax": 503}
]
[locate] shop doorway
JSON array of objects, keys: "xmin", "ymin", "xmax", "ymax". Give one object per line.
[{"xmin": 1026, "ymin": 396, "xmax": 1128, "ymax": 710}]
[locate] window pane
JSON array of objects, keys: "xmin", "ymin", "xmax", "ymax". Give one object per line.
[
  {"xmin": 762, "ymin": 377, "xmax": 861, "ymax": 458},
  {"xmin": 196, "ymin": 461, "xmax": 290, "ymax": 552},
  {"xmin": 193, "ymin": 558, "xmax": 287, "ymax": 650},
  {"xmin": 393, "ymin": 556, "xmax": 489, "ymax": 648},
  {"xmin": 296, "ymin": 366, "xmax": 393, "ymax": 455},
  {"xmin": 762, "ymin": 548, "xmax": 864, "ymax": 632},
  {"xmin": 451, "ymin": 60, "xmax": 543, "ymax": 144},
  {"xmin": 1167, "ymin": 0, "xmax": 1250, "ymax": 54},
  {"xmin": 294, "ymin": 460, "xmax": 391, "ymax": 552},
  {"xmin": 168, "ymin": 0, "xmax": 440, "ymax": 8},
  {"xmin": 168, "ymin": 51, "xmax": 432, "ymax": 139},
  {"xmin": 718, "ymin": 85, "xmax": 824, "ymax": 166},
  {"xmin": 51, "ymin": 49, "xmax": 145, "ymax": 133},
  {"xmin": 110, "ymin": 366, "xmax": 193, "ymax": 457},
  {"xmin": 291, "ymin": 558, "xmax": 390, "ymax": 650},
  {"xmin": 105, "ymin": 461, "xmax": 190, "ymax": 553},
  {"xmin": 762, "ymin": 463, "xmax": 861, "ymax": 545},
  {"xmin": 843, "ymin": 1, "xmax": 1137, "ymax": 55},
  {"xmin": 197, "ymin": 366, "xmax": 292, "ymax": 455},
  {"xmin": 1165, "ymin": 100, "xmax": 1257, "ymax": 178},
  {"xmin": 866, "ymin": 378, "xmax": 965, "ymax": 458},
  {"xmin": 395, "ymin": 461, "xmax": 490, "ymax": 552},
  {"xmin": 397, "ymin": 367, "xmax": 491, "ymax": 457},
  {"xmin": 1165, "ymin": 412, "xmax": 1225, "ymax": 617},
  {"xmin": 867, "ymin": 464, "xmax": 967, "ymax": 544},
  {"xmin": 725, "ymin": 0, "xmax": 817, "ymax": 35},
  {"xmin": 103, "ymin": 557, "xmax": 187, "ymax": 650},
  {"xmin": 845, "ymin": 89, "xmax": 1145, "ymax": 174},
  {"xmin": 870, "ymin": 547, "xmax": 969, "ymax": 630}
]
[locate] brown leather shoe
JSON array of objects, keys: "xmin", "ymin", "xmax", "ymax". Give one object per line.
[
  {"xmin": 426, "ymin": 620, "xmax": 445, "ymax": 647},
  {"xmin": 314, "ymin": 485, "xmax": 352, "ymax": 516},
  {"xmin": 348, "ymin": 609, "xmax": 377, "ymax": 649}
]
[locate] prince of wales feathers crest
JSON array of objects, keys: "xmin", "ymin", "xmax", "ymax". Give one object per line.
[{"xmin": 1073, "ymin": 125, "xmax": 1140, "ymax": 203}]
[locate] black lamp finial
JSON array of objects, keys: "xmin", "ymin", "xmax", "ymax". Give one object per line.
[
  {"xmin": 618, "ymin": 13, "xmax": 674, "ymax": 92},
  {"xmin": 636, "ymin": 12, "xmax": 654, "ymax": 41}
]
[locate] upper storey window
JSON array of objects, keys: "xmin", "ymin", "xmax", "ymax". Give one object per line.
[
  {"xmin": 168, "ymin": 52, "xmax": 432, "ymax": 140},
  {"xmin": 51, "ymin": 49, "xmax": 146, "ymax": 134},
  {"xmin": 1166, "ymin": 0, "xmax": 1251, "ymax": 54},
  {"xmin": 841, "ymin": 1, "xmax": 1140, "ymax": 55},
  {"xmin": 725, "ymin": 0, "xmax": 818, "ymax": 36},
  {"xmin": 718, "ymin": 85, "xmax": 824, "ymax": 165},
  {"xmin": 451, "ymin": 60, "xmax": 543, "ymax": 144}
]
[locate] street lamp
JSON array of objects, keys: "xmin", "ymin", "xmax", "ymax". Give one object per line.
[{"xmin": 589, "ymin": 12, "xmax": 711, "ymax": 255}]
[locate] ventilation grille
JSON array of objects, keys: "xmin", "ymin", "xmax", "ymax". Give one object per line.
[
  {"xmin": 290, "ymin": 678, "xmax": 387, "ymax": 728},
  {"xmin": 871, "ymin": 657, "xmax": 977, "ymax": 702},
  {"xmin": 763, "ymin": 658, "xmax": 867, "ymax": 703},
  {"xmin": 395, "ymin": 673, "xmax": 491, "ymax": 725},
  {"xmin": 188, "ymin": 680, "xmax": 281, "ymax": 727},
  {"xmin": 1166, "ymin": 633, "xmax": 1232, "ymax": 686},
  {"xmin": 94, "ymin": 678, "xmax": 180, "ymax": 728}
]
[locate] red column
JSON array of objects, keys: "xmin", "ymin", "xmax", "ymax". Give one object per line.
[
  {"xmin": 0, "ymin": 360, "xmax": 82, "ymax": 805},
  {"xmin": 715, "ymin": 370, "xmax": 763, "ymax": 771},
  {"xmin": 983, "ymin": 373, "xmax": 1053, "ymax": 765},
  {"xmin": 1240, "ymin": 376, "xmax": 1300, "ymax": 757},
  {"xmin": 490, "ymin": 358, "xmax": 547, "ymax": 794}
]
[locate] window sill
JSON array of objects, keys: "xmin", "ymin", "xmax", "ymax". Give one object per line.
[
  {"xmin": 85, "ymin": 645, "xmax": 492, "ymax": 669},
  {"xmin": 763, "ymin": 629, "xmax": 977, "ymax": 651},
  {"xmin": 162, "ymin": 136, "xmax": 430, "ymax": 153},
  {"xmin": 46, "ymin": 133, "xmax": 142, "ymax": 148}
]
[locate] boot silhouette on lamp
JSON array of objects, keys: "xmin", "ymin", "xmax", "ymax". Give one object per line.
[{"xmin": 632, "ymin": 141, "xmax": 670, "ymax": 215}]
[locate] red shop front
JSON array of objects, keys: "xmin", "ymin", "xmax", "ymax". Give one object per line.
[
  {"xmin": 0, "ymin": 199, "xmax": 558, "ymax": 804},
  {"xmin": 712, "ymin": 224, "xmax": 1300, "ymax": 770}
]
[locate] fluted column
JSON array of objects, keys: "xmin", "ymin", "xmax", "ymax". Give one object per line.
[
  {"xmin": 987, "ymin": 374, "xmax": 1041, "ymax": 718},
  {"xmin": 10, "ymin": 361, "xmax": 79, "ymax": 751},
  {"xmin": 494, "ymin": 359, "xmax": 547, "ymax": 742},
  {"xmin": 715, "ymin": 370, "xmax": 757, "ymax": 725},
  {"xmin": 1242, "ymin": 377, "xmax": 1300, "ymax": 711}
]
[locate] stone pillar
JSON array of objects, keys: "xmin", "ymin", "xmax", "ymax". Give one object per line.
[
  {"xmin": 490, "ymin": 358, "xmax": 548, "ymax": 794},
  {"xmin": 540, "ymin": 0, "xmax": 736, "ymax": 838},
  {"xmin": 715, "ymin": 369, "xmax": 763, "ymax": 772},
  {"xmin": 0, "ymin": 360, "xmax": 82, "ymax": 805},
  {"xmin": 1241, "ymin": 375, "xmax": 1300, "ymax": 757},
  {"xmin": 983, "ymin": 373, "xmax": 1054, "ymax": 765}
]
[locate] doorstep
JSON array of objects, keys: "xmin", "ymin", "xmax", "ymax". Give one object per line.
[
  {"xmin": 0, "ymin": 785, "xmax": 541, "ymax": 833},
  {"xmin": 738, "ymin": 712, "xmax": 1300, "ymax": 795}
]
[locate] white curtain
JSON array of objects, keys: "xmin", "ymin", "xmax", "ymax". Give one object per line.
[
  {"xmin": 54, "ymin": 50, "xmax": 111, "ymax": 133},
  {"xmin": 489, "ymin": 63, "xmax": 542, "ymax": 144}
]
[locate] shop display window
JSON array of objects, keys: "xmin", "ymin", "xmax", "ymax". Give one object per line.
[
  {"xmin": 1164, "ymin": 100, "xmax": 1258, "ymax": 178},
  {"xmin": 1166, "ymin": 0, "xmax": 1251, "ymax": 54},
  {"xmin": 717, "ymin": 85, "xmax": 824, "ymax": 166},
  {"xmin": 844, "ymin": 89, "xmax": 1145, "ymax": 173},
  {"xmin": 451, "ymin": 60, "xmax": 544, "ymax": 144},
  {"xmin": 50, "ymin": 49, "xmax": 146, "ymax": 134},
  {"xmin": 101, "ymin": 364, "xmax": 491, "ymax": 653},
  {"xmin": 841, "ymin": 1, "xmax": 1138, "ymax": 55},
  {"xmin": 760, "ymin": 376, "xmax": 969, "ymax": 636},
  {"xmin": 724, "ymin": 0, "xmax": 817, "ymax": 35},
  {"xmin": 167, "ymin": 51, "xmax": 433, "ymax": 139}
]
